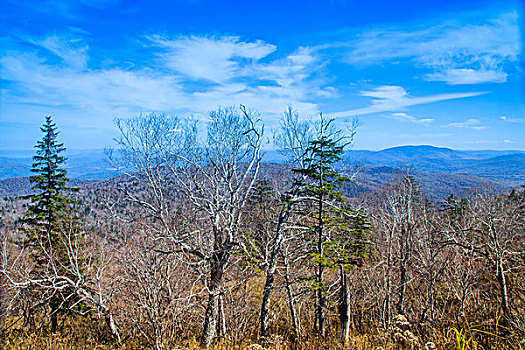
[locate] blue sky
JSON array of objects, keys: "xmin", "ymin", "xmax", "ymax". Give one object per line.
[{"xmin": 0, "ymin": 0, "xmax": 523, "ymax": 151}]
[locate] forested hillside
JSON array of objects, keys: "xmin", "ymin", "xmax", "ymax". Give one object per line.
[
  {"xmin": 1, "ymin": 109, "xmax": 524, "ymax": 350},
  {"xmin": 2, "ymin": 145, "xmax": 524, "ymax": 185}
]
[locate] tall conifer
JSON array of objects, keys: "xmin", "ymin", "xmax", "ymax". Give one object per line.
[
  {"xmin": 294, "ymin": 117, "xmax": 372, "ymax": 338},
  {"xmin": 23, "ymin": 115, "xmax": 78, "ymax": 332}
]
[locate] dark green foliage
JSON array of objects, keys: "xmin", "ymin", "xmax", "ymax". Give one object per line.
[
  {"xmin": 24, "ymin": 116, "xmax": 77, "ymax": 253},
  {"xmin": 22, "ymin": 116, "xmax": 80, "ymax": 331},
  {"xmin": 293, "ymin": 125, "xmax": 349, "ymax": 201},
  {"xmin": 323, "ymin": 207, "xmax": 373, "ymax": 270},
  {"xmin": 293, "ymin": 117, "xmax": 373, "ymax": 334},
  {"xmin": 294, "ymin": 118, "xmax": 372, "ymax": 272}
]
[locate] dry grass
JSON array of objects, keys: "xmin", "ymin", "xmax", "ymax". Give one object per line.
[
  {"xmin": 0, "ymin": 324, "xmax": 434, "ymax": 350},
  {"xmin": 1, "ymin": 296, "xmax": 523, "ymax": 350},
  {"xmin": 3, "ymin": 327, "xmax": 524, "ymax": 350}
]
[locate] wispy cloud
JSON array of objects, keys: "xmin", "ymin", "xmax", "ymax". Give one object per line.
[
  {"xmin": 419, "ymin": 133, "xmax": 452, "ymax": 138},
  {"xmin": 147, "ymin": 35, "xmax": 335, "ymax": 107},
  {"xmin": 466, "ymin": 140, "xmax": 497, "ymax": 144},
  {"xmin": 0, "ymin": 9, "xmax": 520, "ymax": 145},
  {"xmin": 149, "ymin": 35, "xmax": 276, "ymax": 83},
  {"xmin": 331, "ymin": 85, "xmax": 485, "ymax": 118},
  {"xmin": 390, "ymin": 112, "xmax": 433, "ymax": 125},
  {"xmin": 425, "ymin": 69, "xmax": 507, "ymax": 85},
  {"xmin": 500, "ymin": 116, "xmax": 525, "ymax": 123},
  {"xmin": 397, "ymin": 132, "xmax": 451, "ymax": 138},
  {"xmin": 1, "ymin": 33, "xmax": 328, "ymax": 120},
  {"xmin": 466, "ymin": 140, "xmax": 513, "ymax": 144},
  {"xmin": 339, "ymin": 12, "xmax": 521, "ymax": 84},
  {"xmin": 448, "ymin": 118, "xmax": 487, "ymax": 130},
  {"xmin": 1, "ymin": 53, "xmax": 186, "ymax": 111},
  {"xmin": 30, "ymin": 34, "xmax": 89, "ymax": 70}
]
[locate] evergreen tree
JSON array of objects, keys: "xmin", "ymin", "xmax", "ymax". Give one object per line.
[
  {"xmin": 294, "ymin": 117, "xmax": 372, "ymax": 338},
  {"xmin": 23, "ymin": 115, "xmax": 78, "ymax": 332}
]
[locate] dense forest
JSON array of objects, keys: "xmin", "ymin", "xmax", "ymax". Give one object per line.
[{"xmin": 1, "ymin": 107, "xmax": 524, "ymax": 350}]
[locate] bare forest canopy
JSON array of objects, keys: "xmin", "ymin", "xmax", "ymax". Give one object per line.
[{"xmin": 1, "ymin": 108, "xmax": 524, "ymax": 350}]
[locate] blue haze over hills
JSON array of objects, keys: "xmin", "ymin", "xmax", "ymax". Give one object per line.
[
  {"xmin": 1, "ymin": 145, "xmax": 524, "ymax": 186},
  {"xmin": 342, "ymin": 145, "xmax": 525, "ymax": 185},
  {"xmin": 0, "ymin": 149, "xmax": 113, "ymax": 180}
]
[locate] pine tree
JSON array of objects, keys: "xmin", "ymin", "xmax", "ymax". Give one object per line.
[
  {"xmin": 294, "ymin": 117, "xmax": 371, "ymax": 338},
  {"xmin": 23, "ymin": 115, "xmax": 78, "ymax": 332}
]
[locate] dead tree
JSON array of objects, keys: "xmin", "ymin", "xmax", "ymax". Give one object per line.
[
  {"xmin": 374, "ymin": 173, "xmax": 421, "ymax": 323},
  {"xmin": 1, "ymin": 222, "xmax": 121, "ymax": 341},
  {"xmin": 442, "ymin": 189, "xmax": 525, "ymax": 328},
  {"xmin": 259, "ymin": 106, "xmax": 313, "ymax": 340},
  {"xmin": 110, "ymin": 106, "xmax": 263, "ymax": 346}
]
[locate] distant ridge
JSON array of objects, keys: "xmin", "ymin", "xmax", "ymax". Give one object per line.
[
  {"xmin": 0, "ymin": 149, "xmax": 117, "ymax": 180},
  {"xmin": 1, "ymin": 145, "xmax": 524, "ymax": 187},
  {"xmin": 344, "ymin": 145, "xmax": 525, "ymax": 185},
  {"xmin": 0, "ymin": 177, "xmax": 101, "ymax": 197},
  {"xmin": 0, "ymin": 164, "xmax": 515, "ymax": 202}
]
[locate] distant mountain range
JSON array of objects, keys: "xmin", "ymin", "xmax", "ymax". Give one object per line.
[
  {"xmin": 1, "ymin": 145, "xmax": 524, "ymax": 183},
  {"xmin": 1, "ymin": 145, "xmax": 523, "ymax": 200},
  {"xmin": 0, "ymin": 149, "xmax": 117, "ymax": 180},
  {"xmin": 343, "ymin": 145, "xmax": 525, "ymax": 186}
]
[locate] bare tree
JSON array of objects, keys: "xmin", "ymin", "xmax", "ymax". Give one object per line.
[
  {"xmin": 259, "ymin": 106, "xmax": 313, "ymax": 340},
  {"xmin": 109, "ymin": 106, "xmax": 263, "ymax": 346},
  {"xmin": 442, "ymin": 189, "xmax": 525, "ymax": 329},
  {"xmin": 373, "ymin": 173, "xmax": 421, "ymax": 325},
  {"xmin": 1, "ymin": 221, "xmax": 121, "ymax": 341},
  {"xmin": 118, "ymin": 235, "xmax": 202, "ymax": 350}
]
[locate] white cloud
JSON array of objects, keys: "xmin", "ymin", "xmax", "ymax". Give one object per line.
[
  {"xmin": 29, "ymin": 35, "xmax": 90, "ymax": 70},
  {"xmin": 331, "ymin": 85, "xmax": 485, "ymax": 118},
  {"xmin": 1, "ymin": 33, "xmax": 329, "ymax": 125},
  {"xmin": 425, "ymin": 68, "xmax": 507, "ymax": 85},
  {"xmin": 1, "ymin": 54, "xmax": 186, "ymax": 111},
  {"xmin": 390, "ymin": 112, "xmax": 433, "ymax": 125},
  {"xmin": 467, "ymin": 139, "xmax": 515, "ymax": 144},
  {"xmin": 147, "ymin": 37, "xmax": 333, "ymax": 104},
  {"xmin": 149, "ymin": 35, "xmax": 276, "ymax": 83},
  {"xmin": 397, "ymin": 132, "xmax": 451, "ymax": 138},
  {"xmin": 448, "ymin": 118, "xmax": 487, "ymax": 130},
  {"xmin": 467, "ymin": 140, "xmax": 498, "ymax": 144},
  {"xmin": 340, "ymin": 12, "xmax": 521, "ymax": 84},
  {"xmin": 500, "ymin": 116, "xmax": 525, "ymax": 123}
]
